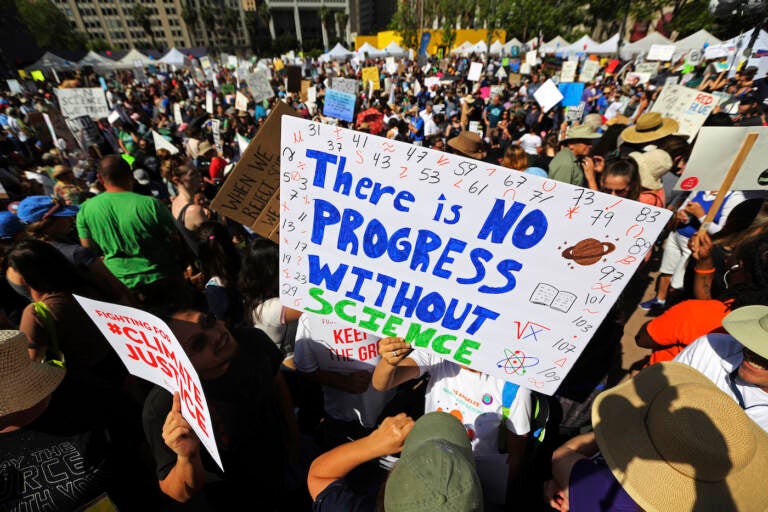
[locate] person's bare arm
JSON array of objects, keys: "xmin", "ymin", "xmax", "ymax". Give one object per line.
[
  {"xmin": 159, "ymin": 393, "xmax": 205, "ymax": 502},
  {"xmin": 80, "ymin": 237, "xmax": 100, "ymax": 254},
  {"xmin": 283, "ymin": 307, "xmax": 302, "ymax": 323},
  {"xmin": 371, "ymin": 337, "xmax": 421, "ymax": 391}
]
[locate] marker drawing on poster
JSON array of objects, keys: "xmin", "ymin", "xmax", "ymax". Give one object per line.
[{"xmin": 278, "ymin": 117, "xmax": 670, "ymax": 395}]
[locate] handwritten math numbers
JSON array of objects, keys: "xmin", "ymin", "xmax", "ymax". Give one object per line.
[
  {"xmin": 308, "ymin": 122, "xmax": 322, "ymax": 137},
  {"xmin": 572, "ymin": 188, "xmax": 595, "ymax": 206},
  {"xmin": 406, "ymin": 147, "xmax": 428, "ymax": 163},
  {"xmin": 590, "ymin": 209, "xmax": 614, "ymax": 227},
  {"xmin": 419, "ymin": 168, "xmax": 441, "ymax": 184},
  {"xmin": 628, "ymin": 237, "xmax": 652, "ymax": 255},
  {"xmin": 352, "ymin": 133, "xmax": 368, "ymax": 148},
  {"xmin": 453, "ymin": 161, "xmax": 477, "ymax": 176},
  {"xmin": 598, "ymin": 265, "xmax": 625, "ymax": 282},
  {"xmin": 634, "ymin": 206, "xmax": 662, "ymax": 223},
  {"xmin": 371, "ymin": 153, "xmax": 391, "ymax": 169},
  {"xmin": 536, "ymin": 366, "xmax": 561, "ymax": 382},
  {"xmin": 504, "ymin": 173, "xmax": 527, "ymax": 188},
  {"xmin": 571, "ymin": 315, "xmax": 594, "ymax": 334},
  {"xmin": 326, "ymin": 140, "xmax": 342, "ymax": 152},
  {"xmin": 552, "ymin": 339, "xmax": 577, "ymax": 353}
]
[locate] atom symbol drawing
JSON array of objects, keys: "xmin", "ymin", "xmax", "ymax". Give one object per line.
[{"xmin": 496, "ymin": 349, "xmax": 539, "ymax": 375}]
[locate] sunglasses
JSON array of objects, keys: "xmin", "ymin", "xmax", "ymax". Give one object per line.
[{"xmin": 600, "ymin": 187, "xmax": 629, "ymax": 196}]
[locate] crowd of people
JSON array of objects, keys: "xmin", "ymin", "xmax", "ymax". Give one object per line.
[{"xmin": 1, "ymin": 46, "xmax": 768, "ymax": 511}]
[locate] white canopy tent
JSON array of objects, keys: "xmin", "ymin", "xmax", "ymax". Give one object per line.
[
  {"xmin": 525, "ymin": 37, "xmax": 539, "ymax": 49},
  {"xmin": 356, "ymin": 42, "xmax": 384, "ymax": 59},
  {"xmin": 502, "ymin": 38, "xmax": 522, "ymax": 56},
  {"xmin": 26, "ymin": 51, "xmax": 75, "ymax": 71},
  {"xmin": 561, "ymin": 35, "xmax": 602, "ymax": 54},
  {"xmin": 382, "ymin": 41, "xmax": 407, "ymax": 57},
  {"xmin": 619, "ymin": 31, "xmax": 673, "ymax": 59},
  {"xmin": 77, "ymin": 51, "xmax": 117, "ymax": 71},
  {"xmin": 472, "ymin": 40, "xmax": 488, "ymax": 54},
  {"xmin": 114, "ymin": 48, "xmax": 153, "ymax": 69},
  {"xmin": 541, "ymin": 36, "xmax": 570, "ymax": 54},
  {"xmin": 675, "ymin": 29, "xmax": 722, "ymax": 51},
  {"xmin": 593, "ymin": 33, "xmax": 620, "ymax": 54},
  {"xmin": 450, "ymin": 41, "xmax": 474, "ymax": 56},
  {"xmin": 489, "ymin": 39, "xmax": 504, "ymax": 56},
  {"xmin": 159, "ymin": 47, "xmax": 188, "ymax": 66}
]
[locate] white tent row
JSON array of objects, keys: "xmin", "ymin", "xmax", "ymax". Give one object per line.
[
  {"xmin": 77, "ymin": 51, "xmax": 117, "ymax": 70},
  {"xmin": 320, "ymin": 42, "xmax": 356, "ymax": 62},
  {"xmin": 159, "ymin": 47, "xmax": 189, "ymax": 66},
  {"xmin": 25, "ymin": 51, "xmax": 76, "ymax": 71},
  {"xmin": 489, "ymin": 39, "xmax": 504, "ymax": 56},
  {"xmin": 619, "ymin": 32, "xmax": 673, "ymax": 59},
  {"xmin": 540, "ymin": 36, "xmax": 570, "ymax": 54},
  {"xmin": 113, "ymin": 48, "xmax": 154, "ymax": 69},
  {"xmin": 356, "ymin": 42, "xmax": 385, "ymax": 58}
]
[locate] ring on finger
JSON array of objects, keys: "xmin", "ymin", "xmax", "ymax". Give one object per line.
[{"xmin": 393, "ymin": 350, "xmax": 398, "ymax": 357}]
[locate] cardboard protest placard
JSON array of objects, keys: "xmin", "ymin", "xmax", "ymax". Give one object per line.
[
  {"xmin": 26, "ymin": 112, "xmax": 53, "ymax": 146},
  {"xmin": 424, "ymin": 76, "xmax": 440, "ymax": 90},
  {"xmin": 152, "ymin": 130, "xmax": 179, "ymax": 155},
  {"xmin": 210, "ymin": 102, "xmax": 296, "ymax": 240},
  {"xmin": 468, "ymin": 62, "xmax": 484, "ymax": 82},
  {"xmin": 286, "ymin": 65, "xmax": 302, "ymax": 92},
  {"xmin": 508, "ymin": 73, "xmax": 522, "ymax": 85},
  {"xmin": 173, "ymin": 103, "xmax": 183, "ymax": 125},
  {"xmin": 495, "ymin": 66, "xmax": 507, "ymax": 79},
  {"xmin": 6, "ymin": 79, "xmax": 22, "ymax": 94},
  {"xmin": 533, "ymin": 79, "xmax": 564, "ymax": 112},
  {"xmin": 65, "ymin": 115, "xmax": 104, "ymax": 151},
  {"xmin": 307, "ymin": 85, "xmax": 317, "ymax": 105},
  {"xmin": 526, "ymin": 50, "xmax": 538, "ymax": 66},
  {"xmin": 235, "ymin": 91, "xmax": 249, "ymax": 112},
  {"xmin": 227, "ymin": 55, "xmax": 238, "ymax": 68},
  {"xmin": 331, "ymin": 77, "xmax": 357, "ymax": 96},
  {"xmin": 386, "ymin": 57, "xmax": 397, "ymax": 74},
  {"xmin": 634, "ymin": 61, "xmax": 659, "ymax": 78},
  {"xmin": 560, "ymin": 61, "xmax": 577, "ymax": 83},
  {"xmin": 566, "ymin": 102, "xmax": 586, "ymax": 123},
  {"xmin": 55, "ymin": 87, "xmax": 110, "ymax": 120},
  {"xmin": 211, "ymin": 119, "xmax": 222, "ymax": 154},
  {"xmin": 278, "ymin": 117, "xmax": 671, "ymax": 394},
  {"xmin": 627, "ymin": 72, "xmax": 652, "ymax": 85},
  {"xmin": 558, "ymin": 82, "xmax": 585, "ymax": 107},
  {"xmin": 323, "ymin": 88, "xmax": 356, "ymax": 122},
  {"xmin": 579, "ymin": 60, "xmax": 600, "ymax": 83},
  {"xmin": 362, "ymin": 66, "xmax": 380, "ymax": 90},
  {"xmin": 647, "ymin": 44, "xmax": 676, "ymax": 61},
  {"xmin": 245, "ymin": 70, "xmax": 274, "ymax": 104},
  {"xmin": 74, "ymin": 295, "xmax": 223, "ymax": 470},
  {"xmin": 674, "ymin": 127, "xmax": 768, "ymax": 191},
  {"xmin": 651, "ymin": 84, "xmax": 716, "ymax": 140},
  {"xmin": 200, "ymin": 56, "xmax": 213, "ymax": 74},
  {"xmin": 236, "ymin": 133, "xmax": 250, "ymax": 155},
  {"xmin": 300, "ymin": 80, "xmax": 310, "ymax": 102},
  {"xmin": 46, "ymin": 108, "xmax": 78, "ymax": 151},
  {"xmin": 205, "ymin": 91, "xmax": 214, "ymax": 114}
]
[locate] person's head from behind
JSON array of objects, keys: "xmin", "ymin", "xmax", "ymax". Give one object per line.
[
  {"xmin": 239, "ymin": 238, "xmax": 279, "ymax": 311},
  {"xmin": 383, "ymin": 411, "xmax": 482, "ymax": 511},
  {"xmin": 164, "ymin": 161, "xmax": 201, "ymax": 194},
  {"xmin": 197, "ymin": 221, "xmax": 240, "ymax": 285},
  {"xmin": 165, "ymin": 309, "xmax": 238, "ymax": 380},
  {"xmin": 600, "ymin": 158, "xmax": 640, "ymax": 200},
  {"xmin": 501, "ymin": 144, "xmax": 528, "ymax": 171},
  {"xmin": 98, "ymin": 154, "xmax": 133, "ymax": 189},
  {"xmin": 6, "ymin": 239, "xmax": 79, "ymax": 300}
]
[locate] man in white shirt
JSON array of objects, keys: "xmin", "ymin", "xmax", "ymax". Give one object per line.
[
  {"xmin": 518, "ymin": 125, "xmax": 542, "ymax": 156},
  {"xmin": 674, "ymin": 305, "xmax": 768, "ymax": 431}
]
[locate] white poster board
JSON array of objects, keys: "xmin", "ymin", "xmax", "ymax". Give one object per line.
[
  {"xmin": 73, "ymin": 296, "xmax": 222, "ymax": 470},
  {"xmin": 386, "ymin": 57, "xmax": 397, "ymax": 74},
  {"xmin": 278, "ymin": 117, "xmax": 671, "ymax": 394},
  {"xmin": 533, "ymin": 79, "xmax": 564, "ymax": 113},
  {"xmin": 579, "ymin": 60, "xmax": 600, "ymax": 83},
  {"xmin": 526, "ymin": 50, "xmax": 538, "ymax": 67},
  {"xmin": 173, "ymin": 103, "xmax": 183, "ymax": 125},
  {"xmin": 468, "ymin": 62, "xmax": 484, "ymax": 82},
  {"xmin": 205, "ymin": 91, "xmax": 214, "ymax": 114},
  {"xmin": 674, "ymin": 127, "xmax": 768, "ymax": 191},
  {"xmin": 634, "ymin": 61, "xmax": 659, "ymax": 78},
  {"xmin": 650, "ymin": 84, "xmax": 717, "ymax": 140},
  {"xmin": 560, "ymin": 61, "xmax": 577, "ymax": 83},
  {"xmin": 211, "ymin": 118, "xmax": 222, "ymax": 153},
  {"xmin": 647, "ymin": 44, "xmax": 677, "ymax": 61},
  {"xmin": 54, "ymin": 87, "xmax": 110, "ymax": 119},
  {"xmin": 245, "ymin": 70, "xmax": 274, "ymax": 104},
  {"xmin": 235, "ymin": 91, "xmax": 249, "ymax": 112},
  {"xmin": 152, "ymin": 130, "xmax": 179, "ymax": 155},
  {"xmin": 331, "ymin": 77, "xmax": 358, "ymax": 96}
]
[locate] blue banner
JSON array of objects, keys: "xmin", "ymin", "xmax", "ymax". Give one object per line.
[
  {"xmin": 323, "ymin": 88, "xmax": 356, "ymax": 122},
  {"xmin": 419, "ymin": 32, "xmax": 431, "ymax": 56},
  {"xmin": 558, "ymin": 82, "xmax": 585, "ymax": 107}
]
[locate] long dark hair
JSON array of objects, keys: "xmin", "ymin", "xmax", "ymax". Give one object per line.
[
  {"xmin": 7, "ymin": 239, "xmax": 88, "ymax": 295},
  {"xmin": 238, "ymin": 237, "xmax": 279, "ymax": 316},
  {"xmin": 196, "ymin": 221, "xmax": 241, "ymax": 287}
]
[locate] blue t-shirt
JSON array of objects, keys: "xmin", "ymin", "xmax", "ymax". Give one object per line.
[
  {"xmin": 485, "ymin": 104, "xmax": 504, "ymax": 128},
  {"xmin": 569, "ymin": 456, "xmax": 638, "ymax": 511}
]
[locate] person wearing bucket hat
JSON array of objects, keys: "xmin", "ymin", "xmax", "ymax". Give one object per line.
[
  {"xmin": 549, "ymin": 124, "xmax": 601, "ymax": 186},
  {"xmin": 620, "ymin": 112, "xmax": 679, "ymax": 148},
  {"xmin": 629, "ymin": 148, "xmax": 673, "ymax": 207},
  {"xmin": 447, "ymin": 131, "xmax": 487, "ymax": 160},
  {"xmin": 546, "ymin": 362, "xmax": 768, "ymax": 511},
  {"xmin": 308, "ymin": 411, "xmax": 483, "ymax": 511}
]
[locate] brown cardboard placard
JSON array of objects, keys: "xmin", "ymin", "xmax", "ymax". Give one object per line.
[
  {"xmin": 286, "ymin": 65, "xmax": 302, "ymax": 92},
  {"xmin": 210, "ymin": 102, "xmax": 297, "ymax": 240},
  {"xmin": 300, "ymin": 80, "xmax": 310, "ymax": 103}
]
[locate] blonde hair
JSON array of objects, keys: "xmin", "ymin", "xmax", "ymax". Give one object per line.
[{"xmin": 501, "ymin": 144, "xmax": 528, "ymax": 171}]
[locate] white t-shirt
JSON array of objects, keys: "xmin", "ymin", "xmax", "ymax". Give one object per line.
[
  {"xmin": 674, "ymin": 333, "xmax": 768, "ymax": 431},
  {"xmin": 408, "ymin": 350, "xmax": 532, "ymax": 503},
  {"xmin": 518, "ymin": 133, "xmax": 542, "ymax": 155},
  {"xmin": 293, "ymin": 315, "xmax": 393, "ymax": 428},
  {"xmin": 250, "ymin": 297, "xmax": 286, "ymax": 349}
]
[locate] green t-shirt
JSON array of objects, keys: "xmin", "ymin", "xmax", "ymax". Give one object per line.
[{"xmin": 76, "ymin": 191, "xmax": 180, "ymax": 288}]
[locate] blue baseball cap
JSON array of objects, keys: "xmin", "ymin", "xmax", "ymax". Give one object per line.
[
  {"xmin": 16, "ymin": 196, "xmax": 79, "ymax": 224},
  {"xmin": 0, "ymin": 211, "xmax": 22, "ymax": 239}
]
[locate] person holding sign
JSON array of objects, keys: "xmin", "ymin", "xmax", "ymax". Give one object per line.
[{"xmin": 372, "ymin": 336, "xmax": 532, "ymax": 507}]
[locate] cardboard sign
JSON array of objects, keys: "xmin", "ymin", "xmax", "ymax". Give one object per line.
[
  {"xmin": 6, "ymin": 79, "xmax": 22, "ymax": 94},
  {"xmin": 495, "ymin": 66, "xmax": 507, "ymax": 79},
  {"xmin": 362, "ymin": 66, "xmax": 380, "ymax": 90},
  {"xmin": 47, "ymin": 108, "xmax": 78, "ymax": 151},
  {"xmin": 647, "ymin": 44, "xmax": 676, "ymax": 61},
  {"xmin": 386, "ymin": 57, "xmax": 397, "ymax": 74},
  {"xmin": 200, "ymin": 56, "xmax": 213, "ymax": 74},
  {"xmin": 173, "ymin": 103, "xmax": 183, "ymax": 125},
  {"xmin": 152, "ymin": 130, "xmax": 179, "ymax": 155},
  {"xmin": 286, "ymin": 65, "xmax": 302, "ymax": 93},
  {"xmin": 635, "ymin": 61, "xmax": 659, "ymax": 78},
  {"xmin": 468, "ymin": 62, "xmax": 484, "ymax": 82},
  {"xmin": 65, "ymin": 115, "xmax": 104, "ymax": 151},
  {"xmin": 323, "ymin": 88, "xmax": 356, "ymax": 122},
  {"xmin": 526, "ymin": 50, "xmax": 538, "ymax": 66},
  {"xmin": 534, "ymin": 79, "xmax": 564, "ymax": 112},
  {"xmin": 211, "ymin": 119, "xmax": 222, "ymax": 154},
  {"xmin": 73, "ymin": 296, "xmax": 222, "ymax": 470},
  {"xmin": 235, "ymin": 91, "xmax": 249, "ymax": 112},
  {"xmin": 278, "ymin": 117, "xmax": 671, "ymax": 394},
  {"xmin": 674, "ymin": 127, "xmax": 768, "ymax": 191},
  {"xmin": 308, "ymin": 85, "xmax": 317, "ymax": 104},
  {"xmin": 227, "ymin": 55, "xmax": 238, "ymax": 68},
  {"xmin": 566, "ymin": 102, "xmax": 586, "ymax": 123},
  {"xmin": 331, "ymin": 77, "xmax": 357, "ymax": 96},
  {"xmin": 579, "ymin": 60, "xmax": 600, "ymax": 83},
  {"xmin": 210, "ymin": 102, "xmax": 296, "ymax": 241},
  {"xmin": 205, "ymin": 91, "xmax": 214, "ymax": 114},
  {"xmin": 651, "ymin": 84, "xmax": 716, "ymax": 140},
  {"xmin": 245, "ymin": 70, "xmax": 274, "ymax": 104},
  {"xmin": 560, "ymin": 61, "xmax": 577, "ymax": 83},
  {"xmin": 55, "ymin": 87, "xmax": 110, "ymax": 120}
]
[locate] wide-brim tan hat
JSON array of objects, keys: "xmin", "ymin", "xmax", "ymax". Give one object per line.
[
  {"xmin": 606, "ymin": 114, "xmax": 630, "ymax": 126},
  {"xmin": 630, "ymin": 148, "xmax": 673, "ymax": 190},
  {"xmin": 198, "ymin": 140, "xmax": 214, "ymax": 155},
  {"xmin": 621, "ymin": 112, "xmax": 679, "ymax": 144},
  {"xmin": 562, "ymin": 124, "xmax": 601, "ymax": 145},
  {"xmin": 722, "ymin": 305, "xmax": 768, "ymax": 359},
  {"xmin": 447, "ymin": 131, "xmax": 486, "ymax": 159},
  {"xmin": 593, "ymin": 361, "xmax": 768, "ymax": 512},
  {"xmin": 0, "ymin": 330, "xmax": 65, "ymax": 417}
]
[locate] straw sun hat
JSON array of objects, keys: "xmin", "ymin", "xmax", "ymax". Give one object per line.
[
  {"xmin": 0, "ymin": 330, "xmax": 64, "ymax": 417},
  {"xmin": 621, "ymin": 112, "xmax": 679, "ymax": 144},
  {"xmin": 447, "ymin": 131, "xmax": 486, "ymax": 160},
  {"xmin": 592, "ymin": 361, "xmax": 768, "ymax": 511}
]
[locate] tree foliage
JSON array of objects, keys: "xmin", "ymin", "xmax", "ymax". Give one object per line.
[
  {"xmin": 389, "ymin": 0, "xmax": 419, "ymax": 50},
  {"xmin": 15, "ymin": 0, "xmax": 88, "ymax": 50}
]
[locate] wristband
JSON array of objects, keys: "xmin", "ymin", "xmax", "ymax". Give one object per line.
[{"xmin": 694, "ymin": 267, "xmax": 716, "ymax": 275}]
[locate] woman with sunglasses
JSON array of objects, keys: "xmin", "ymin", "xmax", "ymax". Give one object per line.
[{"xmin": 583, "ymin": 157, "xmax": 641, "ymax": 200}]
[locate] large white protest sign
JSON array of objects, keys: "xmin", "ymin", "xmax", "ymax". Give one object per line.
[
  {"xmin": 331, "ymin": 77, "xmax": 358, "ymax": 96},
  {"xmin": 278, "ymin": 117, "xmax": 671, "ymax": 394},
  {"xmin": 205, "ymin": 91, "xmax": 214, "ymax": 114},
  {"xmin": 634, "ymin": 61, "xmax": 659, "ymax": 78},
  {"xmin": 386, "ymin": 57, "xmax": 397, "ymax": 74},
  {"xmin": 579, "ymin": 60, "xmax": 600, "ymax": 83},
  {"xmin": 560, "ymin": 61, "xmax": 577, "ymax": 83},
  {"xmin": 173, "ymin": 103, "xmax": 183, "ymax": 125},
  {"xmin": 468, "ymin": 62, "xmax": 484, "ymax": 82},
  {"xmin": 152, "ymin": 130, "xmax": 179, "ymax": 155},
  {"xmin": 533, "ymin": 79, "xmax": 564, "ymax": 113},
  {"xmin": 647, "ymin": 44, "xmax": 676, "ymax": 61},
  {"xmin": 73, "ymin": 295, "xmax": 222, "ymax": 470},
  {"xmin": 235, "ymin": 91, "xmax": 249, "ymax": 112},
  {"xmin": 55, "ymin": 88, "xmax": 110, "ymax": 119},
  {"xmin": 526, "ymin": 50, "xmax": 538, "ymax": 67},
  {"xmin": 674, "ymin": 127, "xmax": 768, "ymax": 192},
  {"xmin": 245, "ymin": 70, "xmax": 274, "ymax": 104},
  {"xmin": 651, "ymin": 84, "xmax": 716, "ymax": 140}
]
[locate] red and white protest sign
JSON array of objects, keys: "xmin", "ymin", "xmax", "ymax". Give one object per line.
[{"xmin": 74, "ymin": 295, "xmax": 222, "ymax": 470}]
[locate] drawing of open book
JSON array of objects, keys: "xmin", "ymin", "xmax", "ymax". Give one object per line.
[{"xmin": 530, "ymin": 283, "xmax": 577, "ymax": 313}]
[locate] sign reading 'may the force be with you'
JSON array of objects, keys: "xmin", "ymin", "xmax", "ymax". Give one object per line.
[{"xmin": 279, "ymin": 117, "xmax": 670, "ymax": 394}]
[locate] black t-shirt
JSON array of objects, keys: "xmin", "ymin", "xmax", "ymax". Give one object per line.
[{"xmin": 142, "ymin": 327, "xmax": 285, "ymax": 508}]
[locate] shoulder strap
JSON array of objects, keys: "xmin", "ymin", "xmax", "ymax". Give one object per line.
[
  {"xmin": 177, "ymin": 202, "xmax": 191, "ymax": 224},
  {"xmin": 33, "ymin": 301, "xmax": 64, "ymax": 367}
]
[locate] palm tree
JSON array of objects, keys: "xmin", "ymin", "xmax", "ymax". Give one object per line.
[
  {"xmin": 318, "ymin": 5, "xmax": 330, "ymax": 50},
  {"xmin": 335, "ymin": 11, "xmax": 349, "ymax": 44},
  {"xmin": 255, "ymin": 0, "xmax": 274, "ymax": 40},
  {"xmin": 131, "ymin": 3, "xmax": 155, "ymax": 49}
]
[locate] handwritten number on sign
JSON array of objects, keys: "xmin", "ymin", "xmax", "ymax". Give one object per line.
[
  {"xmin": 468, "ymin": 181, "xmax": 488, "ymax": 195},
  {"xmin": 293, "ymin": 272, "xmax": 307, "ymax": 284},
  {"xmin": 590, "ymin": 209, "xmax": 614, "ymax": 227},
  {"xmin": 572, "ymin": 188, "xmax": 595, "ymax": 206},
  {"xmin": 308, "ymin": 123, "xmax": 321, "ymax": 137},
  {"xmin": 352, "ymin": 133, "xmax": 368, "ymax": 148},
  {"xmin": 599, "ymin": 265, "xmax": 625, "ymax": 282},
  {"xmin": 281, "ymin": 283, "xmax": 298, "ymax": 296},
  {"xmin": 552, "ymin": 339, "xmax": 577, "ymax": 353},
  {"xmin": 326, "ymin": 140, "xmax": 342, "ymax": 152},
  {"xmin": 406, "ymin": 147, "xmax": 428, "ymax": 163},
  {"xmin": 504, "ymin": 174, "xmax": 527, "ymax": 188},
  {"xmin": 571, "ymin": 315, "xmax": 594, "ymax": 333},
  {"xmin": 454, "ymin": 161, "xmax": 477, "ymax": 176},
  {"xmin": 372, "ymin": 153, "xmax": 391, "ymax": 169},
  {"xmin": 529, "ymin": 190, "xmax": 554, "ymax": 203},
  {"xmin": 419, "ymin": 168, "xmax": 440, "ymax": 184},
  {"xmin": 635, "ymin": 207, "xmax": 662, "ymax": 223},
  {"xmin": 628, "ymin": 237, "xmax": 651, "ymax": 255},
  {"xmin": 282, "ymin": 219, "xmax": 295, "ymax": 232}
]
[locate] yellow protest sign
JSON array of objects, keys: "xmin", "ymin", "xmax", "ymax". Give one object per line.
[
  {"xmin": 31, "ymin": 70, "xmax": 45, "ymax": 82},
  {"xmin": 18, "ymin": 69, "xmax": 28, "ymax": 79},
  {"xmin": 273, "ymin": 58, "xmax": 284, "ymax": 71},
  {"xmin": 361, "ymin": 66, "xmax": 380, "ymax": 90}
]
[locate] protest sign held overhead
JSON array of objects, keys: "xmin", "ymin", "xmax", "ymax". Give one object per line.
[
  {"xmin": 323, "ymin": 88, "xmax": 356, "ymax": 122},
  {"xmin": 579, "ymin": 59, "xmax": 600, "ymax": 82},
  {"xmin": 235, "ymin": 91, "xmax": 249, "ymax": 112},
  {"xmin": 646, "ymin": 44, "xmax": 676, "ymax": 61},
  {"xmin": 279, "ymin": 117, "xmax": 670, "ymax": 394},
  {"xmin": 534, "ymin": 79, "xmax": 564, "ymax": 113},
  {"xmin": 362, "ymin": 66, "xmax": 380, "ymax": 90},
  {"xmin": 651, "ymin": 84, "xmax": 717, "ymax": 140},
  {"xmin": 560, "ymin": 61, "xmax": 577, "ymax": 83},
  {"xmin": 468, "ymin": 62, "xmax": 484, "ymax": 82},
  {"xmin": 205, "ymin": 91, "xmax": 214, "ymax": 114},
  {"xmin": 152, "ymin": 130, "xmax": 179, "ymax": 155},
  {"xmin": 331, "ymin": 77, "xmax": 358, "ymax": 96},
  {"xmin": 74, "ymin": 295, "xmax": 223, "ymax": 471},
  {"xmin": 245, "ymin": 70, "xmax": 274, "ymax": 104},
  {"xmin": 55, "ymin": 87, "xmax": 110, "ymax": 120}
]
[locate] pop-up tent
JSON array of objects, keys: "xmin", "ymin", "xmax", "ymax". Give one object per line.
[
  {"xmin": 356, "ymin": 42, "xmax": 384, "ymax": 59},
  {"xmin": 323, "ymin": 42, "xmax": 355, "ymax": 61},
  {"xmin": 561, "ymin": 35, "xmax": 602, "ymax": 54},
  {"xmin": 159, "ymin": 47, "xmax": 188, "ymax": 66},
  {"xmin": 472, "ymin": 40, "xmax": 488, "ymax": 54},
  {"xmin": 115, "ymin": 48, "xmax": 153, "ymax": 69},
  {"xmin": 502, "ymin": 38, "xmax": 523, "ymax": 56},
  {"xmin": 382, "ymin": 41, "xmax": 406, "ymax": 57},
  {"xmin": 26, "ymin": 51, "xmax": 75, "ymax": 71},
  {"xmin": 594, "ymin": 33, "xmax": 620, "ymax": 54},
  {"xmin": 619, "ymin": 31, "xmax": 673, "ymax": 59},
  {"xmin": 77, "ymin": 51, "xmax": 117, "ymax": 71},
  {"xmin": 489, "ymin": 39, "xmax": 504, "ymax": 56},
  {"xmin": 450, "ymin": 41, "xmax": 473, "ymax": 56},
  {"xmin": 675, "ymin": 29, "xmax": 722, "ymax": 52},
  {"xmin": 541, "ymin": 36, "xmax": 570, "ymax": 54}
]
